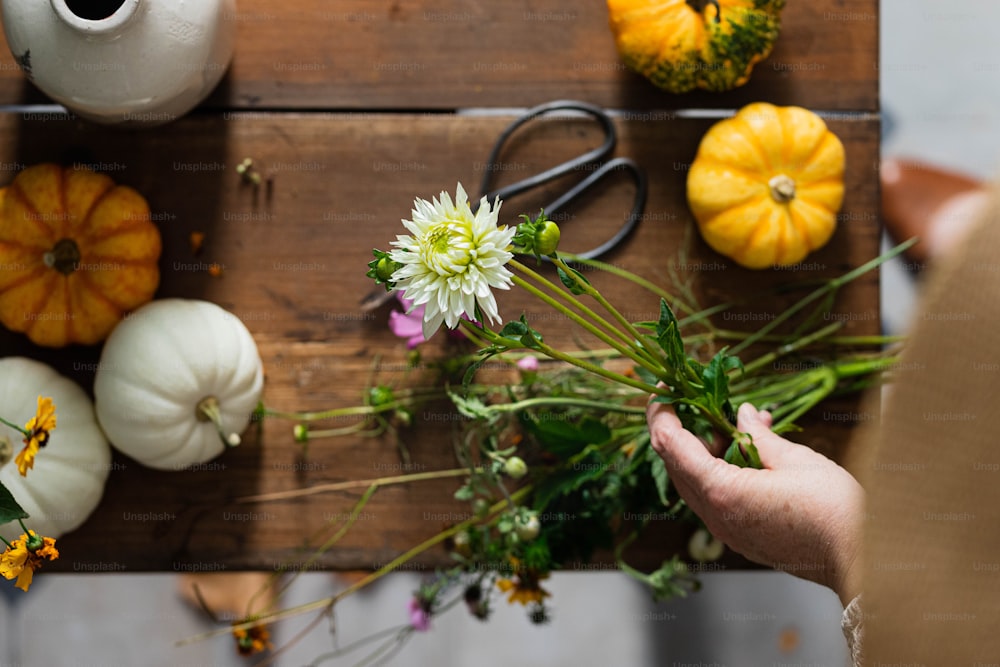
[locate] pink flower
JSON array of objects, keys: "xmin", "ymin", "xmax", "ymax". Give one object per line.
[
  {"xmin": 389, "ymin": 293, "xmax": 427, "ymax": 349},
  {"xmin": 407, "ymin": 597, "xmax": 432, "ymax": 632},
  {"xmin": 516, "ymin": 356, "xmax": 539, "ymax": 372},
  {"xmin": 389, "ymin": 292, "xmax": 478, "ymax": 348}
]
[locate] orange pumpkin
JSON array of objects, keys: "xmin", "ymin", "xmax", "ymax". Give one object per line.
[{"xmin": 0, "ymin": 163, "xmax": 161, "ymax": 347}]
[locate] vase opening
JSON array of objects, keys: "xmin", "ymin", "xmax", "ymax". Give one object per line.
[{"xmin": 64, "ymin": 0, "xmax": 127, "ymax": 20}]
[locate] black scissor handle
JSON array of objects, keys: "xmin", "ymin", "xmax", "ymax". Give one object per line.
[
  {"xmin": 548, "ymin": 156, "xmax": 648, "ymax": 260},
  {"xmin": 476, "ymin": 99, "xmax": 617, "ymax": 206}
]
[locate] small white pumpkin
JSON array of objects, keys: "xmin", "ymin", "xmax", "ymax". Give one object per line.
[
  {"xmin": 94, "ymin": 299, "xmax": 264, "ymax": 470},
  {"xmin": 0, "ymin": 357, "xmax": 111, "ymax": 540}
]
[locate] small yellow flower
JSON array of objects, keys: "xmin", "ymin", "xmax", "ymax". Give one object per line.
[
  {"xmin": 0, "ymin": 531, "xmax": 59, "ymax": 592},
  {"xmin": 496, "ymin": 559, "xmax": 551, "ymax": 606},
  {"xmin": 15, "ymin": 396, "xmax": 56, "ymax": 477},
  {"xmin": 232, "ymin": 620, "xmax": 272, "ymax": 656}
]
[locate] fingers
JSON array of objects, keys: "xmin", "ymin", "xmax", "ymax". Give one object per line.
[
  {"xmin": 646, "ymin": 399, "xmax": 730, "ymax": 498},
  {"xmin": 735, "ymin": 402, "xmax": 797, "ymax": 467}
]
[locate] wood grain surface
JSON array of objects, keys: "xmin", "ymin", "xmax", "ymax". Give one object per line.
[
  {"xmin": 0, "ymin": 0, "xmax": 878, "ymax": 111},
  {"xmin": 0, "ymin": 0, "xmax": 880, "ymax": 572}
]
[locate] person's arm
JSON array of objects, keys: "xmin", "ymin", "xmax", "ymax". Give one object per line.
[{"xmin": 646, "ymin": 401, "xmax": 864, "ymax": 606}]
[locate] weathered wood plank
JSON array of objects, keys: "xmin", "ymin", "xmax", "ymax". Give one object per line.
[
  {"xmin": 0, "ymin": 0, "xmax": 877, "ymax": 112},
  {"xmin": 0, "ymin": 111, "xmax": 878, "ymax": 570}
]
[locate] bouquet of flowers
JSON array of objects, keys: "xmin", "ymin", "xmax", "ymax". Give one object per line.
[{"xmin": 187, "ymin": 183, "xmax": 904, "ymax": 663}]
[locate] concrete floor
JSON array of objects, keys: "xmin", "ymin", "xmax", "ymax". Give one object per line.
[{"xmin": 4, "ymin": 1, "xmax": 998, "ymax": 665}]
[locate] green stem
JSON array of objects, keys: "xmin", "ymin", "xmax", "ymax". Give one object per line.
[
  {"xmin": 728, "ymin": 240, "xmax": 914, "ymax": 357},
  {"xmin": 272, "ymin": 484, "xmax": 382, "ymax": 602},
  {"xmin": 710, "ymin": 329, "xmax": 904, "ymax": 347},
  {"xmin": 506, "ymin": 275, "xmax": 662, "ymax": 377},
  {"xmin": 480, "ymin": 396, "xmax": 647, "ymax": 416},
  {"xmin": 509, "ymin": 259, "xmax": 660, "ymax": 369},
  {"xmin": 0, "ymin": 415, "xmax": 28, "ymax": 437},
  {"xmin": 262, "ymin": 389, "xmax": 448, "ymax": 422},
  {"xmin": 232, "ymin": 467, "xmax": 478, "ymax": 505},
  {"xmin": 769, "ymin": 368, "xmax": 839, "ymax": 432},
  {"xmin": 309, "ymin": 624, "xmax": 411, "ymax": 664},
  {"xmin": 741, "ymin": 321, "xmax": 844, "ymax": 375},
  {"xmin": 302, "ymin": 424, "xmax": 386, "ymax": 439},
  {"xmin": 559, "ymin": 253, "xmax": 682, "ymax": 309},
  {"xmin": 831, "ymin": 356, "xmax": 902, "ymax": 377},
  {"xmin": 188, "ymin": 487, "xmax": 533, "ymax": 644},
  {"xmin": 481, "ymin": 324, "xmax": 665, "ymax": 396},
  {"xmin": 550, "ymin": 255, "xmax": 665, "ymax": 366}
]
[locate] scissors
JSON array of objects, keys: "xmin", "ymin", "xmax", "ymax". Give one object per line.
[
  {"xmin": 361, "ymin": 99, "xmax": 648, "ymax": 311},
  {"xmin": 472, "ymin": 99, "xmax": 647, "ymax": 257}
]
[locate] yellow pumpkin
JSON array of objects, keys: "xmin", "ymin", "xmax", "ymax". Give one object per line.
[
  {"xmin": 0, "ymin": 163, "xmax": 161, "ymax": 346},
  {"xmin": 606, "ymin": 0, "xmax": 785, "ymax": 93},
  {"xmin": 686, "ymin": 102, "xmax": 845, "ymax": 269}
]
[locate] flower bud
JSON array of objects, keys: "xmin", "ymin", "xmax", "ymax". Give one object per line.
[
  {"xmin": 293, "ymin": 424, "xmax": 309, "ymax": 443},
  {"xmin": 533, "ymin": 220, "xmax": 561, "ymax": 256},
  {"xmin": 503, "ymin": 456, "xmax": 528, "ymax": 479},
  {"xmin": 369, "ymin": 256, "xmax": 394, "ymax": 282},
  {"xmin": 472, "ymin": 498, "xmax": 491, "ymax": 518},
  {"xmin": 451, "ymin": 530, "xmax": 473, "ymax": 558},
  {"xmin": 515, "ymin": 512, "xmax": 541, "ymax": 542},
  {"xmin": 368, "ymin": 385, "xmax": 396, "ymax": 407},
  {"xmin": 688, "ymin": 527, "xmax": 725, "ymax": 562}
]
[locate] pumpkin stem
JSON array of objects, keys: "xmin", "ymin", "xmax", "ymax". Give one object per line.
[
  {"xmin": 687, "ymin": 0, "xmax": 722, "ymax": 23},
  {"xmin": 768, "ymin": 174, "xmax": 797, "ymax": 203},
  {"xmin": 43, "ymin": 238, "xmax": 82, "ymax": 275},
  {"xmin": 196, "ymin": 396, "xmax": 241, "ymax": 448}
]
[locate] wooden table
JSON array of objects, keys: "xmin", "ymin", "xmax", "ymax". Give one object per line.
[{"xmin": 0, "ymin": 0, "xmax": 879, "ymax": 573}]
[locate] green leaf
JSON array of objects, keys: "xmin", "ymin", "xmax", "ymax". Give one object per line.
[
  {"xmin": 619, "ymin": 554, "xmax": 700, "ymax": 602},
  {"xmin": 462, "ymin": 348, "xmax": 501, "ymax": 393},
  {"xmin": 449, "ymin": 392, "xmax": 495, "ymax": 423},
  {"xmin": 520, "ymin": 413, "xmax": 612, "ymax": 458},
  {"xmin": 499, "ymin": 315, "xmax": 543, "ymax": 349},
  {"xmin": 646, "ymin": 447, "xmax": 670, "ymax": 506},
  {"xmin": 654, "ymin": 300, "xmax": 686, "ymax": 369},
  {"xmin": 557, "ymin": 265, "xmax": 592, "ymax": 295},
  {"xmin": 531, "ymin": 454, "xmax": 609, "ymax": 512},
  {"xmin": 498, "ymin": 320, "xmax": 528, "ymax": 338},
  {"xmin": 654, "ymin": 299, "xmax": 679, "ymax": 339},
  {"xmin": 633, "ymin": 365, "xmax": 659, "ymax": 387},
  {"xmin": 453, "ymin": 484, "xmax": 476, "ymax": 502},
  {"xmin": 672, "ymin": 401, "xmax": 716, "ymax": 444},
  {"xmin": 0, "ymin": 481, "xmax": 29, "ymax": 526},
  {"xmin": 723, "ymin": 434, "xmax": 763, "ymax": 469},
  {"xmin": 702, "ymin": 348, "xmax": 743, "ymax": 412}
]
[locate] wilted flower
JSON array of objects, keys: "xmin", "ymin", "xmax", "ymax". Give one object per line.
[{"xmin": 0, "ymin": 531, "xmax": 58, "ymax": 592}]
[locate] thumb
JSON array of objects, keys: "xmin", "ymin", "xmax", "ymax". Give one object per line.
[{"xmin": 735, "ymin": 402, "xmax": 798, "ymax": 467}]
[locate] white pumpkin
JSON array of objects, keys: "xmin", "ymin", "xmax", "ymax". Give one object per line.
[
  {"xmin": 94, "ymin": 299, "xmax": 264, "ymax": 470},
  {"xmin": 0, "ymin": 357, "xmax": 111, "ymax": 541}
]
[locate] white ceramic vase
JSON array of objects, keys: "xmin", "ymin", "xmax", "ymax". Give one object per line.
[{"xmin": 0, "ymin": 0, "xmax": 237, "ymax": 126}]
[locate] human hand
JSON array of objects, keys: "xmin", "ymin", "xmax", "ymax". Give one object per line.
[{"xmin": 646, "ymin": 401, "xmax": 864, "ymax": 605}]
